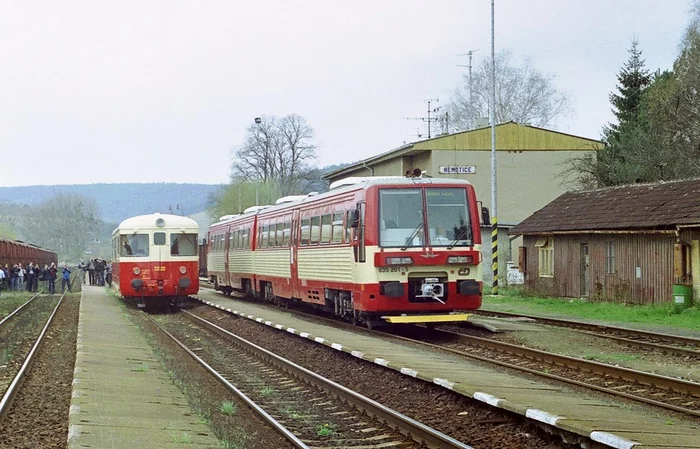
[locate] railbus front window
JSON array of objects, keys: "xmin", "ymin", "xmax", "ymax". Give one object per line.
[
  {"xmin": 379, "ymin": 188, "xmax": 424, "ymax": 248},
  {"xmin": 426, "ymin": 188, "xmax": 472, "ymax": 247},
  {"xmin": 171, "ymin": 233, "xmax": 197, "ymax": 256},
  {"xmin": 121, "ymin": 234, "xmax": 149, "ymax": 257}
]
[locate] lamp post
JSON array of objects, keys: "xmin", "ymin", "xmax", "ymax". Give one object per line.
[
  {"xmin": 254, "ymin": 117, "xmax": 262, "ymax": 206},
  {"xmin": 490, "ymin": 0, "xmax": 499, "ymax": 295}
]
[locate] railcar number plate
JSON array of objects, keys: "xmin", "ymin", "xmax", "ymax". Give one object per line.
[
  {"xmin": 378, "ymin": 266, "xmax": 401, "ymax": 273},
  {"xmin": 154, "ymin": 266, "xmax": 166, "ymax": 272}
]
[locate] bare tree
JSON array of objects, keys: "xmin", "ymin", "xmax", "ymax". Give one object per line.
[
  {"xmin": 445, "ymin": 50, "xmax": 571, "ymax": 132},
  {"xmin": 20, "ymin": 193, "xmax": 100, "ymax": 260},
  {"xmin": 231, "ymin": 114, "xmax": 318, "ymax": 195}
]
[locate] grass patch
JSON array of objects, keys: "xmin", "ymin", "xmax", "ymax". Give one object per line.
[
  {"xmin": 280, "ymin": 406, "xmax": 304, "ymax": 420},
  {"xmin": 171, "ymin": 431, "xmax": 192, "ymax": 444},
  {"xmin": 316, "ymin": 423, "xmax": 336, "ymax": 437},
  {"xmin": 483, "ymin": 290, "xmax": 700, "ymax": 331},
  {"xmin": 134, "ymin": 363, "xmax": 149, "ymax": 372},
  {"xmin": 259, "ymin": 386, "xmax": 276, "ymax": 396},
  {"xmin": 220, "ymin": 401, "xmax": 237, "ymax": 416}
]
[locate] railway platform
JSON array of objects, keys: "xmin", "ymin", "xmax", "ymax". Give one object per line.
[
  {"xmin": 197, "ymin": 290, "xmax": 700, "ymax": 449},
  {"xmin": 68, "ymin": 286, "xmax": 220, "ymax": 449}
]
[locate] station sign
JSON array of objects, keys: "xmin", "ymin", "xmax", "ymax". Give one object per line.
[{"xmin": 438, "ymin": 165, "xmax": 476, "ymax": 174}]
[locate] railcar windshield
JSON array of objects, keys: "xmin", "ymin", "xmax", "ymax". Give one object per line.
[
  {"xmin": 379, "ymin": 189, "xmax": 424, "ymax": 247},
  {"xmin": 171, "ymin": 233, "xmax": 198, "ymax": 256},
  {"xmin": 379, "ymin": 187, "xmax": 472, "ymax": 248},
  {"xmin": 120, "ymin": 234, "xmax": 149, "ymax": 257},
  {"xmin": 425, "ymin": 188, "xmax": 472, "ymax": 247}
]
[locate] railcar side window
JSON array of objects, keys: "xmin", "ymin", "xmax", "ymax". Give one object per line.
[
  {"xmin": 283, "ymin": 221, "xmax": 291, "ymax": 246},
  {"xmin": 241, "ymin": 228, "xmax": 249, "ymax": 249},
  {"xmin": 331, "ymin": 212, "xmax": 344, "ymax": 244},
  {"xmin": 300, "ymin": 218, "xmax": 310, "ymax": 246},
  {"xmin": 320, "ymin": 214, "xmax": 332, "ymax": 244},
  {"xmin": 310, "ymin": 216, "xmax": 320, "ymax": 245},
  {"xmin": 275, "ymin": 222, "xmax": 284, "ymax": 247},
  {"xmin": 121, "ymin": 234, "xmax": 149, "ymax": 256},
  {"xmin": 261, "ymin": 225, "xmax": 270, "ymax": 248},
  {"xmin": 345, "ymin": 210, "xmax": 353, "ymax": 242},
  {"xmin": 171, "ymin": 233, "xmax": 197, "ymax": 256}
]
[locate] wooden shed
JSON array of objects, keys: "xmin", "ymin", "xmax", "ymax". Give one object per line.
[{"xmin": 509, "ymin": 179, "xmax": 700, "ymax": 305}]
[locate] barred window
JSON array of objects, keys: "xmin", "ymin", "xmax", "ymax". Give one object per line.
[
  {"xmin": 605, "ymin": 241, "xmax": 615, "ymax": 274},
  {"xmin": 536, "ymin": 237, "xmax": 553, "ymax": 277}
]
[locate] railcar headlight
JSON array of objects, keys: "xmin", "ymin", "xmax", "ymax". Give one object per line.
[
  {"xmin": 386, "ymin": 257, "xmax": 413, "ymax": 265},
  {"xmin": 179, "ymin": 266, "xmax": 187, "ymax": 274},
  {"xmin": 448, "ymin": 256, "xmax": 473, "ymax": 264},
  {"xmin": 132, "ymin": 267, "xmax": 141, "ymax": 275}
]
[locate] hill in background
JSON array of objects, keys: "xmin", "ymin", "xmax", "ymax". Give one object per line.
[{"xmin": 0, "ymin": 183, "xmax": 223, "ymax": 223}]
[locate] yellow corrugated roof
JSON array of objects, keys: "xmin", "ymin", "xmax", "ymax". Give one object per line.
[{"xmin": 414, "ymin": 122, "xmax": 604, "ymax": 151}]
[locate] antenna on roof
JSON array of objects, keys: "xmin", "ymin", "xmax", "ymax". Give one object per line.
[{"xmin": 404, "ymin": 98, "xmax": 440, "ymax": 139}]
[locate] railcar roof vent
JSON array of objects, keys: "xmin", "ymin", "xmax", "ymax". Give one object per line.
[
  {"xmin": 275, "ymin": 195, "xmax": 307, "ymax": 205},
  {"xmin": 243, "ymin": 205, "xmax": 270, "ymax": 214},
  {"xmin": 218, "ymin": 214, "xmax": 239, "ymax": 221},
  {"xmin": 329, "ymin": 176, "xmax": 406, "ymax": 190}
]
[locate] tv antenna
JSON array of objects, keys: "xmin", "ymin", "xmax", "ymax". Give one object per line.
[
  {"xmin": 405, "ymin": 98, "xmax": 440, "ymax": 139},
  {"xmin": 458, "ymin": 49, "xmax": 479, "ymax": 104}
]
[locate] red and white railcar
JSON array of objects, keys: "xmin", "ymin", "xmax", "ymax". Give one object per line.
[
  {"xmin": 208, "ymin": 177, "xmax": 483, "ymax": 326},
  {"xmin": 112, "ymin": 213, "xmax": 199, "ymax": 307}
]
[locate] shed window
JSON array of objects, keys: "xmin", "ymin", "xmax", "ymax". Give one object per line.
[
  {"xmin": 605, "ymin": 241, "xmax": 615, "ymax": 274},
  {"xmin": 537, "ymin": 237, "xmax": 553, "ymax": 277}
]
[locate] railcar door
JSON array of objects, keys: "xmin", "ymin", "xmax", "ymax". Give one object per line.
[
  {"xmin": 153, "ymin": 230, "xmax": 167, "ymax": 284},
  {"xmin": 290, "ymin": 209, "xmax": 300, "ymax": 299},
  {"xmin": 224, "ymin": 225, "xmax": 231, "ymax": 287}
]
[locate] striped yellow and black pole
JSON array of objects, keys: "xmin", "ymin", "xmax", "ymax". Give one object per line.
[{"xmin": 491, "ymin": 216, "xmax": 498, "ymax": 295}]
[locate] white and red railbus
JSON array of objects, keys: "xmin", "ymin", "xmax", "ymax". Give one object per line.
[
  {"xmin": 208, "ymin": 176, "xmax": 484, "ymax": 327},
  {"xmin": 112, "ymin": 213, "xmax": 199, "ymax": 307}
]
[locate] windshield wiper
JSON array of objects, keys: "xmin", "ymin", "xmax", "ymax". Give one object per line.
[
  {"xmin": 401, "ymin": 222, "xmax": 424, "ymax": 250},
  {"xmin": 447, "ymin": 228, "xmax": 473, "ymax": 249}
]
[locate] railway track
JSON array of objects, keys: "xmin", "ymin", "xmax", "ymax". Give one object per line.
[
  {"xmin": 148, "ymin": 309, "xmax": 474, "ymax": 449},
  {"xmin": 0, "ymin": 293, "xmax": 65, "ymax": 423},
  {"xmin": 387, "ymin": 325, "xmax": 700, "ymax": 418},
  {"xmin": 473, "ymin": 309, "xmax": 700, "ymax": 358},
  {"xmin": 225, "ymin": 301, "xmax": 700, "ymax": 420}
]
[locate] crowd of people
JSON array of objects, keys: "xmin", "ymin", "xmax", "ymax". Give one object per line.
[
  {"xmin": 0, "ymin": 257, "xmax": 112, "ymax": 296},
  {"xmin": 77, "ymin": 258, "xmax": 112, "ymax": 287},
  {"xmin": 0, "ymin": 262, "xmax": 71, "ymax": 295}
]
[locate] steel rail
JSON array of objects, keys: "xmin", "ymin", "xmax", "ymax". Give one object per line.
[
  {"xmin": 474, "ymin": 309, "xmax": 700, "ymax": 356},
  {"xmin": 0, "ymin": 293, "xmax": 66, "ymax": 423},
  {"xmin": 247, "ymin": 303, "xmax": 700, "ymax": 418},
  {"xmin": 143, "ymin": 313, "xmax": 310, "ymax": 449},
  {"xmin": 0, "ymin": 294, "xmax": 41, "ymax": 327},
  {"xmin": 386, "ymin": 327, "xmax": 700, "ymax": 418},
  {"xmin": 181, "ymin": 309, "xmax": 474, "ymax": 449}
]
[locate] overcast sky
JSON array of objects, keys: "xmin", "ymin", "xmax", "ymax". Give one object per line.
[{"xmin": 0, "ymin": 0, "xmax": 691, "ymax": 187}]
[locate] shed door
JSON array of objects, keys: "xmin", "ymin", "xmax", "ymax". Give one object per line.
[{"xmin": 580, "ymin": 243, "xmax": 589, "ymax": 297}]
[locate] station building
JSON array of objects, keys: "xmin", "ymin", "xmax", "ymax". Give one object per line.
[{"xmin": 322, "ymin": 121, "xmax": 604, "ymax": 286}]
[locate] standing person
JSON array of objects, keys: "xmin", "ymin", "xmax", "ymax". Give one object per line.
[
  {"xmin": 25, "ymin": 263, "xmax": 34, "ymax": 292},
  {"xmin": 105, "ymin": 260, "xmax": 113, "ymax": 287},
  {"xmin": 96, "ymin": 258, "xmax": 105, "ymax": 286},
  {"xmin": 62, "ymin": 264, "xmax": 72, "ymax": 293},
  {"xmin": 0, "ymin": 266, "xmax": 5, "ymax": 297},
  {"xmin": 41, "ymin": 264, "xmax": 49, "ymax": 292},
  {"xmin": 1, "ymin": 264, "xmax": 8, "ymax": 291},
  {"xmin": 88, "ymin": 259, "xmax": 96, "ymax": 286},
  {"xmin": 78, "ymin": 258, "xmax": 87, "ymax": 284},
  {"xmin": 17, "ymin": 263, "xmax": 24, "ymax": 291},
  {"xmin": 48, "ymin": 263, "xmax": 57, "ymax": 294},
  {"xmin": 10, "ymin": 264, "xmax": 18, "ymax": 290}
]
